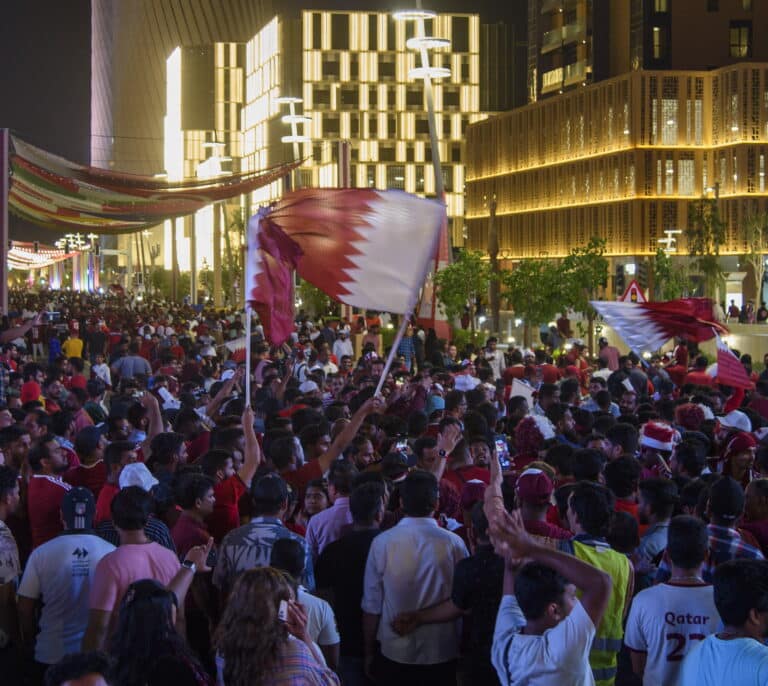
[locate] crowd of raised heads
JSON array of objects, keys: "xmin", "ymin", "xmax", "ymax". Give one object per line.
[{"xmin": 2, "ymin": 293, "xmax": 768, "ymax": 685}]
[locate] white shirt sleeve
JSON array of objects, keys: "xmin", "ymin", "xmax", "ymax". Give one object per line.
[
  {"xmin": 543, "ymin": 599, "xmax": 596, "ymax": 667},
  {"xmin": 17, "ymin": 550, "xmax": 41, "ymax": 599},
  {"xmin": 316, "ymin": 598, "xmax": 341, "ymax": 646},
  {"xmin": 491, "ymin": 595, "xmax": 527, "ymax": 684},
  {"xmin": 361, "ymin": 539, "xmax": 384, "ymax": 615},
  {"xmin": 624, "ymin": 593, "xmax": 648, "ymax": 652}
]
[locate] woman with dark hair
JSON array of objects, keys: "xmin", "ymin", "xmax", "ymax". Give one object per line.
[
  {"xmin": 214, "ymin": 567, "xmax": 339, "ymax": 686},
  {"xmin": 109, "ymin": 579, "xmax": 212, "ymax": 686}
]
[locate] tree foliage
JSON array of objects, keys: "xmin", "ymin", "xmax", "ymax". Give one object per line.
[
  {"xmin": 740, "ymin": 211, "xmax": 768, "ymax": 305},
  {"xmin": 686, "ymin": 197, "xmax": 726, "ymax": 299},
  {"xmin": 652, "ymin": 248, "xmax": 689, "ymax": 301},
  {"xmin": 296, "ymin": 279, "xmax": 338, "ymax": 319},
  {"xmin": 500, "ymin": 259, "xmax": 562, "ymax": 345},
  {"xmin": 434, "ymin": 250, "xmax": 491, "ymax": 332}
]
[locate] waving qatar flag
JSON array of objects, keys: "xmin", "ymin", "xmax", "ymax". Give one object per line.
[
  {"xmin": 590, "ymin": 298, "xmax": 728, "ymax": 353},
  {"xmin": 715, "ymin": 334, "xmax": 754, "ymax": 389},
  {"xmin": 246, "ymin": 189, "xmax": 445, "ymax": 344}
]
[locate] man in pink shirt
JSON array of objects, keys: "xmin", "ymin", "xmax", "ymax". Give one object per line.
[
  {"xmin": 83, "ymin": 486, "xmax": 211, "ymax": 649},
  {"xmin": 306, "ymin": 461, "xmax": 356, "ymax": 561},
  {"xmin": 66, "ymin": 388, "xmax": 94, "ymax": 434}
]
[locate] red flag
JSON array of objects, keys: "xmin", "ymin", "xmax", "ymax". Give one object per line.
[
  {"xmin": 246, "ymin": 189, "xmax": 445, "ymax": 344},
  {"xmin": 590, "ymin": 298, "xmax": 728, "ymax": 352},
  {"xmin": 715, "ymin": 335, "xmax": 754, "ymax": 389}
]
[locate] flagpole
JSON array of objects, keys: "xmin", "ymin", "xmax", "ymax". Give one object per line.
[
  {"xmin": 244, "ymin": 306, "xmax": 252, "ymax": 407},
  {"xmin": 374, "ymin": 315, "xmax": 410, "ymax": 397}
]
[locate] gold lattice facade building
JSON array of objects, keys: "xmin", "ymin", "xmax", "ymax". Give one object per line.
[{"xmin": 465, "ymin": 63, "xmax": 768, "ymax": 261}]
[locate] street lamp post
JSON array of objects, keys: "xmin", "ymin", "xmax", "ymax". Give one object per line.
[{"xmin": 276, "ymin": 96, "xmax": 311, "ymax": 190}]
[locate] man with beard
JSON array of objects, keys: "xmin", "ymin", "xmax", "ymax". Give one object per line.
[{"xmin": 27, "ymin": 435, "xmax": 72, "ymax": 549}]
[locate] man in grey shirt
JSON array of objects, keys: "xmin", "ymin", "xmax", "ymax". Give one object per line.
[{"xmin": 110, "ymin": 341, "xmax": 151, "ymax": 380}]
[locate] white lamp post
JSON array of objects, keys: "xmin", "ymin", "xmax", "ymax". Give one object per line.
[{"xmin": 276, "ymin": 96, "xmax": 311, "ymax": 190}]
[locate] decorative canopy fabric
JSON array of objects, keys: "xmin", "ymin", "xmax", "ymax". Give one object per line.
[
  {"xmin": 8, "ymin": 241, "xmax": 77, "ymax": 270},
  {"xmin": 8, "ymin": 136, "xmax": 300, "ymax": 234}
]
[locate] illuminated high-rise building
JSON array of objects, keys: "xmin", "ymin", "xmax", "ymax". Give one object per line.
[
  {"xmin": 527, "ymin": 0, "xmax": 768, "ymax": 102},
  {"xmin": 92, "ymin": 1, "xmax": 525, "ymax": 277},
  {"xmin": 467, "ymin": 0, "xmax": 768, "ymax": 299}
]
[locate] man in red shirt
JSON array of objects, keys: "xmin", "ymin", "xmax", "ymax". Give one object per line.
[
  {"xmin": 27, "ymin": 435, "xmax": 72, "ymax": 549},
  {"xmin": 65, "ymin": 426, "xmax": 107, "ymax": 498},
  {"xmin": 202, "ymin": 406, "xmax": 262, "ymax": 542},
  {"xmin": 94, "ymin": 441, "xmax": 137, "ymax": 524},
  {"xmin": 286, "ymin": 397, "xmax": 379, "ymax": 498},
  {"xmin": 442, "ymin": 438, "xmax": 491, "ymax": 493},
  {"xmin": 172, "ymin": 473, "xmax": 216, "ymax": 558},
  {"xmin": 683, "ymin": 355, "xmax": 716, "ymax": 388},
  {"xmin": 517, "ymin": 468, "xmax": 573, "ymax": 541}
]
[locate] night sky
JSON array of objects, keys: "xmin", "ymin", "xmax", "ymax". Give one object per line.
[{"xmin": 0, "ymin": 0, "xmax": 91, "ymax": 242}]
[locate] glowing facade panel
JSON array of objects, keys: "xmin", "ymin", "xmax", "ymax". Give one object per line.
[{"xmin": 466, "ymin": 64, "xmax": 768, "ymax": 259}]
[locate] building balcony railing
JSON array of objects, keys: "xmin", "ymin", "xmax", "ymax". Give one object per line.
[
  {"xmin": 541, "ymin": 66, "xmax": 563, "ymax": 93},
  {"xmin": 540, "ymin": 0, "xmax": 563, "ymax": 14},
  {"xmin": 541, "ymin": 28, "xmax": 561, "ymax": 53},
  {"xmin": 563, "ymin": 59, "xmax": 586, "ymax": 85},
  {"xmin": 562, "ymin": 20, "xmax": 585, "ymax": 45}
]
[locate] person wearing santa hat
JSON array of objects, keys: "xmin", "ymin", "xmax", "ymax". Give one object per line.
[
  {"xmin": 722, "ymin": 431, "xmax": 758, "ymax": 488},
  {"xmin": 638, "ymin": 421, "xmax": 681, "ymax": 480}
]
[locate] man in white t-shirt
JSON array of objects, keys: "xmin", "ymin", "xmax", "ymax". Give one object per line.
[
  {"xmin": 17, "ymin": 487, "xmax": 115, "ymax": 672},
  {"xmin": 679, "ymin": 558, "xmax": 768, "ymax": 685},
  {"xmin": 270, "ymin": 537, "xmax": 340, "ymax": 671},
  {"xmin": 625, "ymin": 515, "xmax": 720, "ymax": 686},
  {"xmin": 484, "ymin": 455, "xmax": 612, "ymax": 686}
]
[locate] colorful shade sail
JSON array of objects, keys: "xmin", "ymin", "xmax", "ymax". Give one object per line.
[{"xmin": 8, "ymin": 136, "xmax": 300, "ymax": 234}]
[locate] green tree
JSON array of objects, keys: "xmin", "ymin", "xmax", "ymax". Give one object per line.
[
  {"xmin": 652, "ymin": 248, "xmax": 689, "ymax": 301},
  {"xmin": 686, "ymin": 196, "xmax": 726, "ymax": 300},
  {"xmin": 560, "ymin": 237, "xmax": 609, "ymax": 354},
  {"xmin": 433, "ymin": 250, "xmax": 491, "ymax": 333},
  {"xmin": 500, "ymin": 258, "xmax": 563, "ymax": 347},
  {"xmin": 740, "ymin": 211, "xmax": 768, "ymax": 305},
  {"xmin": 296, "ymin": 279, "xmax": 338, "ymax": 319}
]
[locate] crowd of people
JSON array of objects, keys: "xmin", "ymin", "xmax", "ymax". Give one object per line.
[{"xmin": 1, "ymin": 289, "xmax": 768, "ymax": 685}]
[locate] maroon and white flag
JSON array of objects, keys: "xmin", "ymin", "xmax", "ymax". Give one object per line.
[
  {"xmin": 246, "ymin": 189, "xmax": 445, "ymax": 344},
  {"xmin": 590, "ymin": 298, "xmax": 728, "ymax": 352},
  {"xmin": 715, "ymin": 334, "xmax": 753, "ymax": 389}
]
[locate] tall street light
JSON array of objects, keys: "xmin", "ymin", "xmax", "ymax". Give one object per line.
[{"xmin": 276, "ymin": 96, "xmax": 311, "ymax": 190}]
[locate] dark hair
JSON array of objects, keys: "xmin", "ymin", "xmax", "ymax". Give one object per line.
[
  {"xmin": 0, "ymin": 424, "xmax": 30, "ymax": 448},
  {"xmin": 210, "ymin": 427, "xmax": 244, "ymax": 452},
  {"xmin": 44, "ymin": 651, "xmax": 113, "ymax": 686},
  {"xmin": 110, "ymin": 579, "xmax": 203, "ymax": 686},
  {"xmin": 569, "ymin": 481, "xmax": 615, "ymax": 538},
  {"xmin": 514, "ymin": 562, "xmax": 569, "ymax": 620},
  {"xmin": 0, "ymin": 465, "xmax": 18, "ymax": 500},
  {"xmin": 470, "ymin": 500, "xmax": 490, "ymax": 541},
  {"xmin": 667, "ymin": 515, "xmax": 708, "ymax": 569},
  {"xmin": 538, "ymin": 383, "xmax": 558, "ymax": 402},
  {"xmin": 68, "ymin": 386, "xmax": 88, "ymax": 405},
  {"xmin": 709, "ymin": 476, "xmax": 745, "ymax": 522},
  {"xmin": 572, "ymin": 448, "xmax": 606, "ymax": 482},
  {"xmin": 559, "ymin": 379, "xmax": 580, "ymax": 405},
  {"xmin": 607, "ymin": 510, "xmax": 639, "ymax": 554},
  {"xmin": 444, "ymin": 390, "xmax": 466, "ymax": 413},
  {"xmin": 104, "ymin": 441, "xmax": 135, "ymax": 469},
  {"xmin": 250, "ymin": 473, "xmax": 289, "ymax": 516},
  {"xmin": 28, "ymin": 435, "xmax": 58, "ymax": 473},
  {"xmin": 400, "ymin": 470, "xmax": 438, "ymax": 517},
  {"xmin": 413, "ymin": 436, "xmax": 437, "ymax": 459},
  {"xmin": 298, "ymin": 424, "xmax": 327, "ymax": 450},
  {"xmin": 674, "ymin": 442, "xmax": 706, "ymax": 478},
  {"xmin": 174, "ymin": 473, "xmax": 215, "ymax": 510},
  {"xmin": 111, "ymin": 486, "xmax": 153, "ymax": 530},
  {"xmin": 545, "ymin": 444, "xmax": 575, "ymax": 477},
  {"xmin": 545, "ymin": 403, "xmax": 571, "ymax": 429},
  {"xmin": 713, "ymin": 559, "xmax": 768, "ymax": 627},
  {"xmin": 350, "ymin": 482, "xmax": 384, "ymax": 525},
  {"xmin": 604, "ymin": 456, "xmax": 642, "ymax": 499},
  {"xmin": 268, "ymin": 436, "xmax": 297, "ymax": 471},
  {"xmin": 200, "ymin": 449, "xmax": 234, "ymax": 477},
  {"xmin": 269, "ymin": 537, "xmax": 305, "ymax": 580},
  {"xmin": 328, "ymin": 460, "xmax": 357, "ymax": 496},
  {"xmin": 605, "ymin": 423, "xmax": 639, "ymax": 455},
  {"xmin": 639, "ymin": 478, "xmax": 679, "ymax": 520},
  {"xmin": 149, "ymin": 432, "xmax": 185, "ymax": 466}
]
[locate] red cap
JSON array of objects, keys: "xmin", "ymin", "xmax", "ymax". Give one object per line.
[
  {"xmin": 20, "ymin": 380, "xmax": 42, "ymax": 404},
  {"xmin": 724, "ymin": 431, "xmax": 757, "ymax": 461},
  {"xmin": 516, "ymin": 468, "xmax": 554, "ymax": 505}
]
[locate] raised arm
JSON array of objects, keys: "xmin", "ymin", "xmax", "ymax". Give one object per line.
[
  {"xmin": 0, "ymin": 312, "xmax": 42, "ymax": 344},
  {"xmin": 238, "ymin": 404, "xmax": 262, "ymax": 488},
  {"xmin": 317, "ymin": 396, "xmax": 381, "ymax": 473},
  {"xmin": 139, "ymin": 391, "xmax": 163, "ymax": 457}
]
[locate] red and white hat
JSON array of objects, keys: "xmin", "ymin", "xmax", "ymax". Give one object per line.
[{"xmin": 640, "ymin": 421, "xmax": 681, "ymax": 453}]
